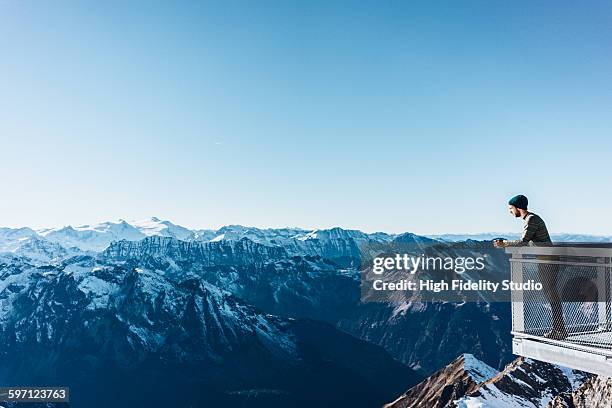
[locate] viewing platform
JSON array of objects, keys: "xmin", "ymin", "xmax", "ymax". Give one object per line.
[{"xmin": 507, "ymin": 244, "xmax": 612, "ymax": 377}]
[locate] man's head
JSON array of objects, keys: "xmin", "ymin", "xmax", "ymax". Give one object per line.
[{"xmin": 508, "ymin": 194, "xmax": 528, "ymax": 217}]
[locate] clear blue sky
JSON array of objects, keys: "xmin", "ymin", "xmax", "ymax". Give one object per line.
[{"xmin": 1, "ymin": 1, "xmax": 611, "ymax": 234}]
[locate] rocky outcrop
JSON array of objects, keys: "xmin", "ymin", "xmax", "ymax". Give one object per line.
[
  {"xmin": 385, "ymin": 354, "xmax": 497, "ymax": 408},
  {"xmin": 102, "ymin": 236, "xmax": 288, "ymax": 266},
  {"xmin": 387, "ymin": 355, "xmax": 589, "ymax": 408},
  {"xmin": 455, "ymin": 357, "xmax": 589, "ymax": 407},
  {"xmin": 547, "ymin": 376, "xmax": 612, "ymax": 408}
]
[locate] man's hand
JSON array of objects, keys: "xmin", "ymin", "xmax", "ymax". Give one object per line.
[{"xmin": 493, "ymin": 239, "xmax": 506, "ymax": 248}]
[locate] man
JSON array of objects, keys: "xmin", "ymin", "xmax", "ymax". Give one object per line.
[{"xmin": 494, "ymin": 194, "xmax": 567, "ymax": 340}]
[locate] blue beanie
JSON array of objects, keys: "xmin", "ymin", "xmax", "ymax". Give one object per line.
[{"xmin": 508, "ymin": 194, "xmax": 528, "ymax": 210}]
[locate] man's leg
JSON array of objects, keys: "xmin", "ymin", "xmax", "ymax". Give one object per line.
[{"xmin": 538, "ymin": 261, "xmax": 567, "ymax": 338}]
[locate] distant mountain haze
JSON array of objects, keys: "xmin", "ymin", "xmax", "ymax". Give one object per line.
[{"xmin": 1, "ymin": 217, "xmax": 610, "ymax": 255}]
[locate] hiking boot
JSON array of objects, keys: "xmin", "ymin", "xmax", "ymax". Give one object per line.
[{"xmin": 543, "ymin": 328, "xmax": 568, "ymax": 340}]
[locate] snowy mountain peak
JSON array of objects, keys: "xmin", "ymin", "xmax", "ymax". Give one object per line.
[
  {"xmin": 130, "ymin": 217, "xmax": 193, "ymax": 240},
  {"xmin": 38, "ymin": 220, "xmax": 145, "ymax": 252},
  {"xmin": 455, "ymin": 357, "xmax": 589, "ymax": 408},
  {"xmin": 386, "ymin": 355, "xmax": 590, "ymax": 408},
  {"xmin": 463, "ymin": 353, "xmax": 499, "ymax": 383},
  {"xmin": 384, "ymin": 353, "xmax": 497, "ymax": 408}
]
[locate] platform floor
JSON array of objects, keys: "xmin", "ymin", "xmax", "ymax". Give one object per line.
[{"xmin": 566, "ymin": 330, "xmax": 612, "ymax": 349}]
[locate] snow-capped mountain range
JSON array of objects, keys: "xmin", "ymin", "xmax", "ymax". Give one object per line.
[
  {"xmin": 0, "ymin": 217, "xmax": 609, "ymax": 407},
  {"xmin": 0, "ymin": 253, "xmax": 417, "ymax": 407},
  {"xmin": 2, "ymin": 217, "xmax": 610, "ymax": 261},
  {"xmin": 1, "ymin": 218, "xmax": 391, "ymax": 255},
  {"xmin": 0, "ymin": 219, "xmax": 518, "ymax": 378}
]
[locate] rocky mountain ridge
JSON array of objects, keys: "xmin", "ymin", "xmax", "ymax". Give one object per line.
[
  {"xmin": 0, "ymin": 256, "xmax": 420, "ymax": 407},
  {"xmin": 387, "ymin": 355, "xmax": 591, "ymax": 408},
  {"xmin": 2, "ymin": 218, "xmax": 610, "ymax": 260}
]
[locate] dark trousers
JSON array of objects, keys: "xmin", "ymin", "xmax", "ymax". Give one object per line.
[{"xmin": 538, "ymin": 262, "xmax": 565, "ymax": 332}]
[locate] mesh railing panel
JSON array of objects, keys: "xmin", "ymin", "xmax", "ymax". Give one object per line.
[{"xmin": 511, "ymin": 251, "xmax": 612, "ymax": 353}]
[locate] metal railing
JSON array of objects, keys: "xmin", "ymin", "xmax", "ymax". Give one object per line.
[{"xmin": 507, "ymin": 245, "xmax": 612, "ymax": 357}]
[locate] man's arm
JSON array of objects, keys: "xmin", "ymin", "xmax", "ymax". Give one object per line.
[{"xmin": 502, "ymin": 215, "xmax": 537, "ymax": 247}]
